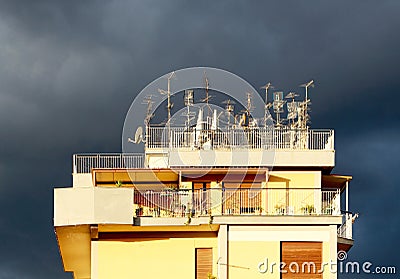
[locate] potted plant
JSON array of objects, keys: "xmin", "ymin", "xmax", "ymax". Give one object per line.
[
  {"xmin": 301, "ymin": 204, "xmax": 315, "ymax": 215},
  {"xmin": 135, "ymin": 206, "xmax": 143, "ymax": 217},
  {"xmin": 275, "ymin": 204, "xmax": 286, "ymax": 215}
]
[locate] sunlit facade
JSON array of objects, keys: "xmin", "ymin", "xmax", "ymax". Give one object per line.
[{"xmin": 54, "ymin": 84, "xmax": 356, "ymax": 279}]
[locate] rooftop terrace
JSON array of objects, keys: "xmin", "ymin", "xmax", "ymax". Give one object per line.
[{"xmin": 74, "ymin": 128, "xmax": 335, "ymax": 173}]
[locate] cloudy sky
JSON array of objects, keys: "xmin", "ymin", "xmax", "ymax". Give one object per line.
[{"xmin": 0, "ymin": 1, "xmax": 399, "ymax": 278}]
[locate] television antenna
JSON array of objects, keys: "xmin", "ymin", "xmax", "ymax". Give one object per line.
[
  {"xmin": 245, "ymin": 92, "xmax": 255, "ymax": 114},
  {"xmin": 222, "ymin": 99, "xmax": 236, "ymax": 126},
  {"xmin": 201, "ymin": 71, "xmax": 214, "ymax": 118},
  {"xmin": 299, "ymin": 80, "xmax": 314, "ymax": 128},
  {"xmin": 285, "ymin": 92, "xmax": 299, "ymax": 127},
  {"xmin": 158, "ymin": 71, "xmax": 176, "ymax": 137},
  {"xmin": 273, "ymin": 91, "xmax": 285, "ymax": 127},
  {"xmin": 142, "ymin": 95, "xmax": 155, "ymax": 126},
  {"xmin": 204, "ymin": 71, "xmax": 209, "ymax": 104},
  {"xmin": 238, "ymin": 92, "xmax": 255, "ymax": 127},
  {"xmin": 183, "ymin": 89, "xmax": 195, "ymax": 130},
  {"xmin": 261, "ymin": 82, "xmax": 274, "ymax": 127}
]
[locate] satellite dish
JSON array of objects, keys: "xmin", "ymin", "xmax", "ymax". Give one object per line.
[{"xmin": 128, "ymin": 126, "xmax": 144, "ymax": 144}]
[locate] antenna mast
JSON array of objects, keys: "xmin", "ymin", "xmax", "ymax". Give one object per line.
[
  {"xmin": 299, "ymin": 80, "xmax": 314, "ymax": 129},
  {"xmin": 222, "ymin": 99, "xmax": 235, "ymax": 126},
  {"xmin": 184, "ymin": 89, "xmax": 194, "ymax": 130},
  {"xmin": 158, "ymin": 72, "xmax": 176, "ymax": 138},
  {"xmin": 285, "ymin": 92, "xmax": 299, "ymax": 128},
  {"xmin": 143, "ymin": 95, "xmax": 155, "ymax": 127},
  {"xmin": 273, "ymin": 91, "xmax": 285, "ymax": 127},
  {"xmin": 261, "ymin": 82, "xmax": 273, "ymax": 127},
  {"xmin": 205, "ymin": 72, "xmax": 209, "ymax": 106},
  {"xmin": 202, "ymin": 71, "xmax": 213, "ymax": 119},
  {"xmin": 243, "ymin": 92, "xmax": 254, "ymax": 127}
]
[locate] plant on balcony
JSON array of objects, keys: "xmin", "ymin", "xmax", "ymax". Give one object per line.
[
  {"xmin": 275, "ymin": 204, "xmax": 286, "ymax": 215},
  {"xmin": 301, "ymin": 204, "xmax": 315, "ymax": 215},
  {"xmin": 115, "ymin": 180, "xmax": 123, "ymax": 187},
  {"xmin": 254, "ymin": 206, "xmax": 263, "ymax": 215},
  {"xmin": 184, "ymin": 215, "xmax": 191, "ymax": 225},
  {"xmin": 322, "ymin": 205, "xmax": 333, "ymax": 215},
  {"xmin": 207, "ymin": 273, "xmax": 217, "ymax": 279},
  {"xmin": 135, "ymin": 206, "xmax": 143, "ymax": 217},
  {"xmin": 152, "ymin": 206, "xmax": 160, "ymax": 217}
]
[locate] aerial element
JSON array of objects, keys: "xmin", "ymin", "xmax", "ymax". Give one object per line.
[{"xmin": 129, "ymin": 73, "xmax": 316, "ymax": 150}]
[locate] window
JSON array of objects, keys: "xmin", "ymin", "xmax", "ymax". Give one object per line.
[{"xmin": 195, "ymin": 248, "xmax": 213, "ymax": 279}]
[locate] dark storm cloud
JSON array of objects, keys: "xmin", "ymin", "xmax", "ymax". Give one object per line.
[{"xmin": 0, "ymin": 0, "xmax": 399, "ymax": 278}]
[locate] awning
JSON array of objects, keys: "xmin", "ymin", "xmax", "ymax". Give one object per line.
[{"xmin": 322, "ymin": 174, "xmax": 352, "ymax": 190}]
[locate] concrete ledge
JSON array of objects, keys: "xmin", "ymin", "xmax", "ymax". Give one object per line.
[
  {"xmin": 54, "ymin": 187, "xmax": 134, "ymax": 226},
  {"xmin": 338, "ymin": 236, "xmax": 354, "ymax": 252},
  {"xmin": 55, "ymin": 225, "xmax": 91, "ymax": 278},
  {"xmin": 135, "ymin": 216, "xmax": 211, "ymax": 226},
  {"xmin": 72, "ymin": 173, "xmax": 93, "ymax": 188},
  {"xmin": 134, "ymin": 215, "xmax": 342, "ymax": 227},
  {"xmin": 98, "ymin": 224, "xmax": 220, "ymax": 232},
  {"xmin": 214, "ymin": 215, "xmax": 342, "ymax": 225},
  {"xmin": 163, "ymin": 149, "xmax": 335, "ymax": 168}
]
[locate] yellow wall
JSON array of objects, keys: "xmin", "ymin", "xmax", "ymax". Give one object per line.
[
  {"xmin": 266, "ymin": 171, "xmax": 321, "ymax": 214},
  {"xmin": 228, "ymin": 225, "xmax": 336, "ymax": 279},
  {"xmin": 323, "ymin": 241, "xmax": 331, "ymax": 279},
  {"xmin": 229, "ymin": 241, "xmax": 280, "ymax": 279},
  {"xmin": 93, "ymin": 237, "xmax": 217, "ymax": 279},
  {"xmin": 228, "ymin": 240, "xmax": 333, "ymax": 279},
  {"xmin": 269, "ymin": 171, "xmax": 320, "ymax": 188}
]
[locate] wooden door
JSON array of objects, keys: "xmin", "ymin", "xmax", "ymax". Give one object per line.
[{"xmin": 281, "ymin": 242, "xmax": 322, "ymax": 279}]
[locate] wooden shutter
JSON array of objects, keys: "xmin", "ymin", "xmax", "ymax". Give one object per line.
[
  {"xmin": 281, "ymin": 242, "xmax": 322, "ymax": 279},
  {"xmin": 196, "ymin": 248, "xmax": 213, "ymax": 279}
]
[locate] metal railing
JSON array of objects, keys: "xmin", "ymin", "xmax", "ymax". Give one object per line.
[
  {"xmin": 133, "ymin": 188, "xmax": 340, "ymax": 217},
  {"xmin": 73, "ymin": 153, "xmax": 144, "ymax": 173},
  {"xmin": 338, "ymin": 214, "xmax": 353, "ymax": 239},
  {"xmin": 72, "ymin": 128, "xmax": 334, "ymax": 173},
  {"xmin": 146, "ymin": 126, "xmax": 334, "ymax": 150}
]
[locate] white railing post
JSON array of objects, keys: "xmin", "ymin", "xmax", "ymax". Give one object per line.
[
  {"xmin": 73, "ymin": 154, "xmax": 77, "ymax": 174},
  {"xmin": 333, "ymin": 189, "xmax": 341, "ymax": 215}
]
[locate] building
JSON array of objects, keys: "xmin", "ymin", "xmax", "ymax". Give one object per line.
[{"xmin": 54, "ymin": 84, "xmax": 356, "ymax": 279}]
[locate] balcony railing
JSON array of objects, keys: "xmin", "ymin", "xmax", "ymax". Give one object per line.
[
  {"xmin": 133, "ymin": 188, "xmax": 340, "ymax": 217},
  {"xmin": 72, "ymin": 128, "xmax": 334, "ymax": 173},
  {"xmin": 338, "ymin": 214, "xmax": 354, "ymax": 239},
  {"xmin": 146, "ymin": 127, "xmax": 334, "ymax": 150},
  {"xmin": 73, "ymin": 153, "xmax": 144, "ymax": 174}
]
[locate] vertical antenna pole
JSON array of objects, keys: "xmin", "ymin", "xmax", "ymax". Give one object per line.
[
  {"xmin": 261, "ymin": 82, "xmax": 273, "ymax": 127},
  {"xmin": 305, "ymin": 85, "xmax": 308, "ymax": 127},
  {"xmin": 162, "ymin": 71, "xmax": 175, "ymax": 145},
  {"xmin": 265, "ymin": 86, "xmax": 268, "ymax": 125},
  {"xmin": 167, "ymin": 75, "xmax": 171, "ymax": 136},
  {"xmin": 301, "ymin": 80, "xmax": 314, "ymax": 129}
]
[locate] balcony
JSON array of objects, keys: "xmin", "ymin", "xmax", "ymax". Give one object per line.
[
  {"xmin": 146, "ymin": 127, "xmax": 334, "ymax": 151},
  {"xmin": 147, "ymin": 128, "xmax": 335, "ymax": 168},
  {"xmin": 73, "ymin": 153, "xmax": 144, "ymax": 174},
  {"xmin": 133, "ymin": 188, "xmax": 341, "ymax": 217}
]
